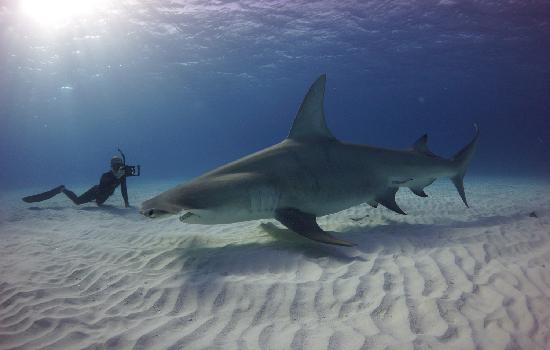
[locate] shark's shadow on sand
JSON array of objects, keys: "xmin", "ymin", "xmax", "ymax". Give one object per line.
[
  {"xmin": 263, "ymin": 211, "xmax": 536, "ymax": 252},
  {"xmin": 170, "ymin": 211, "xmax": 537, "ymax": 277}
]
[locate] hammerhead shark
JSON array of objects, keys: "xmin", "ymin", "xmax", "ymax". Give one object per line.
[{"xmin": 141, "ymin": 75, "xmax": 478, "ymax": 247}]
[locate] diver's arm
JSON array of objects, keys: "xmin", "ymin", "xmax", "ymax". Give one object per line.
[
  {"xmin": 121, "ymin": 176, "xmax": 129, "ymax": 207},
  {"xmin": 99, "ymin": 172, "xmax": 111, "ymax": 186}
]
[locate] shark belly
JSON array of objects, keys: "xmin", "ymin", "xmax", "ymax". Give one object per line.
[
  {"xmin": 181, "ymin": 184, "xmax": 280, "ymax": 225},
  {"xmin": 277, "ymin": 170, "xmax": 374, "ymax": 217}
]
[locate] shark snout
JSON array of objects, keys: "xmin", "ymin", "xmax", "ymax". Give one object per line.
[
  {"xmin": 140, "ymin": 208, "xmax": 172, "ymax": 218},
  {"xmin": 141, "ymin": 208, "xmax": 153, "ymax": 217}
]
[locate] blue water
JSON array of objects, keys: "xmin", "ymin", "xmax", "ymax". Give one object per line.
[{"xmin": 1, "ymin": 0, "xmax": 549, "ymax": 191}]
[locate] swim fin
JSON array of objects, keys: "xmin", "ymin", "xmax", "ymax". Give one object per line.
[{"xmin": 22, "ymin": 185, "xmax": 65, "ymax": 203}]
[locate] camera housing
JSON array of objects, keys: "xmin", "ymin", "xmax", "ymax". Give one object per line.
[{"xmin": 124, "ymin": 165, "xmax": 140, "ymax": 177}]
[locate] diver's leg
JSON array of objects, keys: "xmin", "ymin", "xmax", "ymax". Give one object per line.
[
  {"xmin": 62, "ymin": 186, "xmax": 98, "ymax": 205},
  {"xmin": 22, "ymin": 185, "xmax": 65, "ymax": 203},
  {"xmin": 61, "ymin": 188, "xmax": 79, "ymax": 204}
]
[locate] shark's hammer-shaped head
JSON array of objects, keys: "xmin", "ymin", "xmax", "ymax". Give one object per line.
[
  {"xmin": 140, "ymin": 176, "xmax": 215, "ymax": 223},
  {"xmin": 141, "ymin": 173, "xmax": 272, "ymax": 224},
  {"xmin": 140, "ymin": 198, "xmax": 181, "ymax": 219},
  {"xmin": 140, "ymin": 181, "xmax": 215, "ymax": 223},
  {"xmin": 140, "ymin": 186, "xmax": 190, "ymax": 219}
]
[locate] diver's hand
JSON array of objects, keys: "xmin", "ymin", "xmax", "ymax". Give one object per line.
[{"xmin": 114, "ymin": 168, "xmax": 125, "ymax": 179}]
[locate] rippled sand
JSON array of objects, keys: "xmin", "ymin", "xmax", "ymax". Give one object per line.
[{"xmin": 1, "ymin": 176, "xmax": 550, "ymax": 350}]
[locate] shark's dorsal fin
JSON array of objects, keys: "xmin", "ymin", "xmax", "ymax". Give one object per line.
[
  {"xmin": 412, "ymin": 134, "xmax": 436, "ymax": 157},
  {"xmin": 288, "ymin": 74, "xmax": 335, "ymax": 140}
]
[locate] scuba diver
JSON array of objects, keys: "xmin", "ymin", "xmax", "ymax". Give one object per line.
[{"xmin": 22, "ymin": 149, "xmax": 140, "ymax": 207}]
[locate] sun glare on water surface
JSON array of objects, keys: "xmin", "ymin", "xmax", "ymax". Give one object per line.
[{"xmin": 20, "ymin": 0, "xmax": 108, "ymax": 26}]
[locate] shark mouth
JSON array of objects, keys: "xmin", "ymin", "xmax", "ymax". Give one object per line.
[
  {"xmin": 141, "ymin": 208, "xmax": 169, "ymax": 218},
  {"xmin": 179, "ymin": 211, "xmax": 198, "ymax": 222}
]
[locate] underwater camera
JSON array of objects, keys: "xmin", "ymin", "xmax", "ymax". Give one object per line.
[
  {"xmin": 124, "ymin": 165, "xmax": 141, "ymax": 177},
  {"xmin": 118, "ymin": 148, "xmax": 141, "ymax": 177}
]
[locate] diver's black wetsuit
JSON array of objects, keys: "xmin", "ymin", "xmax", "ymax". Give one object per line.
[
  {"xmin": 22, "ymin": 171, "xmax": 129, "ymax": 206},
  {"xmin": 62, "ymin": 172, "xmax": 128, "ymax": 206}
]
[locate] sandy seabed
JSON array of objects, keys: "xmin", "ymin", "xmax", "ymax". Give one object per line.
[{"xmin": 1, "ymin": 176, "xmax": 550, "ymax": 350}]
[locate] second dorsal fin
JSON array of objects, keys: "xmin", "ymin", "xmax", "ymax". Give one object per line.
[
  {"xmin": 288, "ymin": 74, "xmax": 335, "ymax": 140},
  {"xmin": 412, "ymin": 134, "xmax": 436, "ymax": 157}
]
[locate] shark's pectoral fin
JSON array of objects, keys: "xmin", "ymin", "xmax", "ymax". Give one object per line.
[
  {"xmin": 376, "ymin": 187, "xmax": 407, "ymax": 215},
  {"xmin": 367, "ymin": 199, "xmax": 378, "ymax": 208},
  {"xmin": 274, "ymin": 207, "xmax": 355, "ymax": 247}
]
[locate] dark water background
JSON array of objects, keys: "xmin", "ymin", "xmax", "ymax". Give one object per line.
[{"xmin": 1, "ymin": 0, "xmax": 549, "ymax": 191}]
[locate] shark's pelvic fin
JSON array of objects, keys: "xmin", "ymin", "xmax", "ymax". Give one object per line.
[
  {"xmin": 275, "ymin": 207, "xmax": 355, "ymax": 247},
  {"xmin": 392, "ymin": 178, "xmax": 413, "ymax": 185},
  {"xmin": 411, "ymin": 188, "xmax": 428, "ymax": 197},
  {"xmin": 409, "ymin": 178, "xmax": 436, "ymax": 197},
  {"xmin": 376, "ymin": 187, "xmax": 407, "ymax": 215},
  {"xmin": 451, "ymin": 124, "xmax": 480, "ymax": 207},
  {"xmin": 288, "ymin": 74, "xmax": 335, "ymax": 141},
  {"xmin": 412, "ymin": 134, "xmax": 437, "ymax": 157}
]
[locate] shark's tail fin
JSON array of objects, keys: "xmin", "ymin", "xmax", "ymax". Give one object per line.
[{"xmin": 451, "ymin": 124, "xmax": 479, "ymax": 207}]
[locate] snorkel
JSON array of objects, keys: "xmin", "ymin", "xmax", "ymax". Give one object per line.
[{"xmin": 118, "ymin": 148, "xmax": 126, "ymax": 164}]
